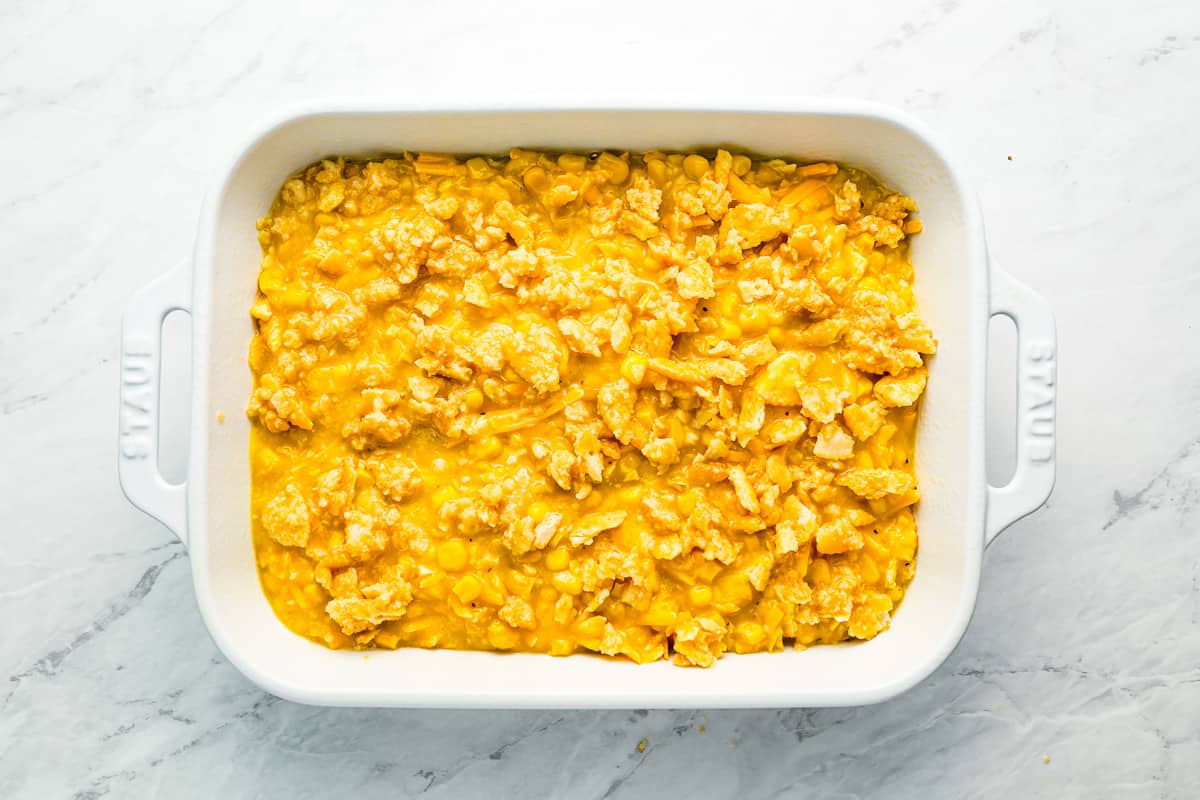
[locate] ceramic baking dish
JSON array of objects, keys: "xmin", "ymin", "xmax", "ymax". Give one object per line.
[{"xmin": 118, "ymin": 100, "xmax": 1056, "ymax": 708}]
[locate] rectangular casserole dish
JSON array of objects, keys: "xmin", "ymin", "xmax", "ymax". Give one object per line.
[{"xmin": 118, "ymin": 100, "xmax": 1056, "ymax": 708}]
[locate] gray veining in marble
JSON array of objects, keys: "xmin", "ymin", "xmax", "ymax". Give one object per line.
[{"xmin": 3, "ymin": 0, "xmax": 1199, "ymax": 797}]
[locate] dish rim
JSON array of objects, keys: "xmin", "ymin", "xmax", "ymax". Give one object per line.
[{"xmin": 174, "ymin": 99, "xmax": 1000, "ymax": 707}]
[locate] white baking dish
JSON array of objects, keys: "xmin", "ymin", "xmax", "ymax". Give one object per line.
[{"xmin": 118, "ymin": 100, "xmax": 1056, "ymax": 708}]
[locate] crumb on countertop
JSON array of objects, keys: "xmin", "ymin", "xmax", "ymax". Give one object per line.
[
  {"xmin": 637, "ymin": 738, "xmax": 649, "ymax": 754},
  {"xmin": 1043, "ymin": 755, "xmax": 1051, "ymax": 764},
  {"xmin": 216, "ymin": 410, "xmax": 225, "ymax": 424}
]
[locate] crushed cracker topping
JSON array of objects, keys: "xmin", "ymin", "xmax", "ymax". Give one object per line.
[{"xmin": 248, "ymin": 149, "xmax": 934, "ymax": 664}]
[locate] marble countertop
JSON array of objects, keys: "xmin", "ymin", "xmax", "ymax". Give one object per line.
[{"xmin": 4, "ymin": 0, "xmax": 1198, "ymax": 796}]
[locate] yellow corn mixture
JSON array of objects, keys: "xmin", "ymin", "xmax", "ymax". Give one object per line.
[{"xmin": 247, "ymin": 148, "xmax": 936, "ymax": 667}]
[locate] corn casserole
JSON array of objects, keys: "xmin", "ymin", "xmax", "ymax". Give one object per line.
[{"xmin": 246, "ymin": 148, "xmax": 935, "ymax": 667}]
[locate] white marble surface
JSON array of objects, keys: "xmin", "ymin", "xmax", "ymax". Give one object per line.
[{"xmin": 3, "ymin": 0, "xmax": 1199, "ymax": 796}]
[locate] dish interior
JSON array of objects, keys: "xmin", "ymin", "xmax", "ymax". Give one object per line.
[{"xmin": 247, "ymin": 148, "xmax": 935, "ymax": 666}]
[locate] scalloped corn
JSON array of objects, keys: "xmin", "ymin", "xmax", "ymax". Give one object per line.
[{"xmin": 248, "ymin": 148, "xmax": 935, "ymax": 666}]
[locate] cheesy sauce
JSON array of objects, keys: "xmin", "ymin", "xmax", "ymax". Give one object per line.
[{"xmin": 247, "ymin": 149, "xmax": 934, "ymax": 666}]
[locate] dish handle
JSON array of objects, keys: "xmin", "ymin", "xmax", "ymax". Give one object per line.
[
  {"xmin": 986, "ymin": 267, "xmax": 1056, "ymax": 543},
  {"xmin": 118, "ymin": 260, "xmax": 192, "ymax": 546}
]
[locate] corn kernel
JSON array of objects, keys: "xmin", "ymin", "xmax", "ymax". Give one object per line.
[
  {"xmin": 557, "ymin": 153, "xmax": 587, "ymax": 173},
  {"xmin": 503, "ymin": 570, "xmax": 534, "ymax": 598},
  {"xmin": 574, "ymin": 615, "xmax": 606, "ymax": 639},
  {"xmin": 523, "ymin": 166, "xmax": 550, "ymax": 192},
  {"xmin": 793, "ymin": 624, "xmax": 818, "ymax": 646},
  {"xmin": 893, "ymin": 524, "xmax": 917, "ymax": 561},
  {"xmin": 549, "ymin": 639, "xmax": 576, "ymax": 657},
  {"xmin": 544, "ymin": 547, "xmax": 569, "ymax": 572},
  {"xmin": 718, "ymin": 319, "xmax": 742, "ymax": 340},
  {"xmin": 732, "ymin": 154, "xmax": 752, "ymax": 176},
  {"xmin": 529, "ymin": 501, "xmax": 549, "ymax": 523},
  {"xmin": 487, "ymin": 621, "xmax": 519, "ymax": 650},
  {"xmin": 688, "ymin": 584, "xmax": 713, "ymax": 606},
  {"xmin": 596, "ymin": 152, "xmax": 629, "ymax": 184},
  {"xmin": 683, "ymin": 154, "xmax": 709, "ymax": 180},
  {"xmin": 479, "ymin": 575, "xmax": 506, "ymax": 606},
  {"xmin": 307, "ymin": 363, "xmax": 353, "ymax": 394},
  {"xmin": 620, "ymin": 353, "xmax": 648, "ymax": 385},
  {"xmin": 437, "ymin": 540, "xmax": 469, "ymax": 571},
  {"xmin": 466, "ymin": 157, "xmax": 493, "ymax": 179},
  {"xmin": 464, "ymin": 388, "xmax": 484, "ymax": 412},
  {"xmin": 276, "ymin": 284, "xmax": 309, "ymax": 309},
  {"xmin": 646, "ymin": 158, "xmax": 668, "ymax": 184},
  {"xmin": 735, "ymin": 621, "xmax": 766, "ymax": 650},
  {"xmin": 257, "ymin": 269, "xmax": 284, "ymax": 293},
  {"xmin": 716, "ymin": 572, "xmax": 753, "ymax": 610},
  {"xmin": 423, "ymin": 574, "xmax": 451, "ymax": 600},
  {"xmin": 452, "ymin": 574, "xmax": 483, "ymax": 603},
  {"xmin": 800, "ymin": 191, "xmax": 831, "ymax": 213},
  {"xmin": 643, "ymin": 605, "xmax": 677, "ymax": 627},
  {"xmin": 551, "ymin": 570, "xmax": 582, "ymax": 595},
  {"xmin": 859, "ymin": 555, "xmax": 881, "ymax": 584}
]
